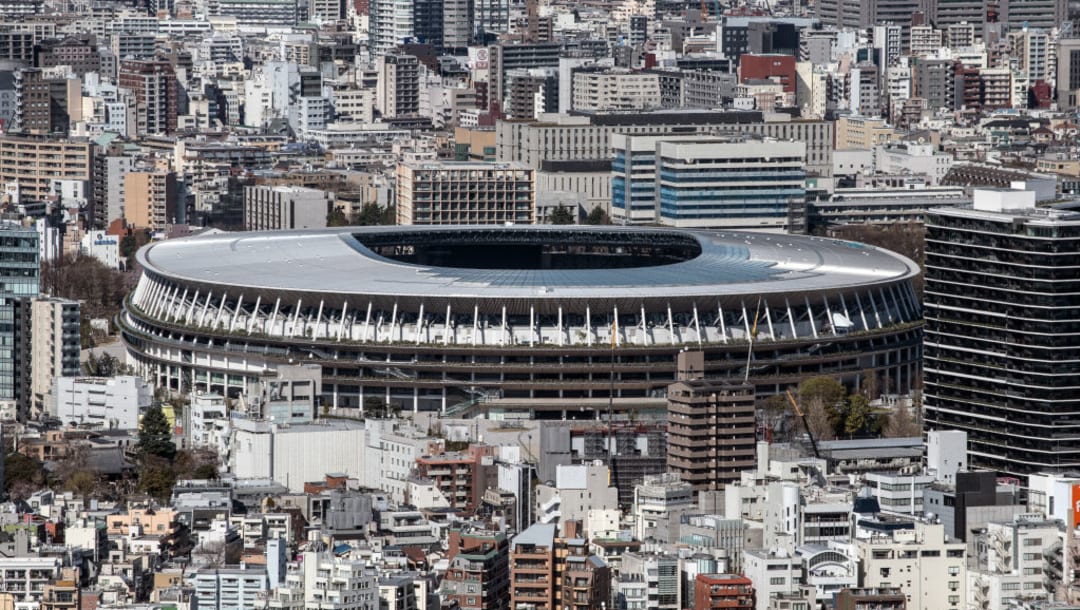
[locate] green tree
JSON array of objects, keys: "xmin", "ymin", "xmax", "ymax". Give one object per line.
[
  {"xmin": 137, "ymin": 457, "xmax": 176, "ymax": 501},
  {"xmin": 327, "ymin": 207, "xmax": 349, "ymax": 227},
  {"xmin": 355, "ymin": 203, "xmax": 395, "ymax": 226},
  {"xmin": 585, "ymin": 206, "xmax": 610, "ymax": 225},
  {"xmin": 844, "ymin": 393, "xmax": 872, "ymax": 436},
  {"xmin": 547, "ymin": 205, "xmax": 576, "ymax": 225},
  {"xmin": 137, "ymin": 403, "xmax": 176, "ymax": 461},
  {"xmin": 193, "ymin": 464, "xmax": 219, "ymax": 480}
]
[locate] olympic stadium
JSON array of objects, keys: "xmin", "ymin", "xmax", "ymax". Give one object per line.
[{"xmin": 120, "ymin": 225, "xmax": 923, "ymax": 418}]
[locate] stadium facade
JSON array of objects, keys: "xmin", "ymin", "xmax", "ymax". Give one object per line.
[{"xmin": 120, "ymin": 226, "xmax": 923, "ymax": 417}]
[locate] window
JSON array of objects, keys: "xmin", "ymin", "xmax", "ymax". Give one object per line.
[{"xmin": 769, "ymin": 577, "xmax": 786, "ymax": 586}]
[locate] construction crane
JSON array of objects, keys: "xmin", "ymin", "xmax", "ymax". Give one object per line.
[
  {"xmin": 786, "ymin": 389, "xmax": 821, "ymax": 459},
  {"xmin": 699, "ymin": 0, "xmax": 722, "ymax": 19}
]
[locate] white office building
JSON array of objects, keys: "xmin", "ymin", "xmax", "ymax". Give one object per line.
[{"xmin": 52, "ymin": 376, "xmax": 153, "ymax": 430}]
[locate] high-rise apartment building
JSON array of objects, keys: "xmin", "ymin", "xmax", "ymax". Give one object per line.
[
  {"xmin": 666, "ymin": 352, "xmax": 756, "ymax": 491},
  {"xmin": 14, "ymin": 68, "xmax": 79, "ymax": 135},
  {"xmin": 1056, "ymin": 37, "xmax": 1080, "ymax": 109},
  {"xmin": 508, "ymin": 524, "xmax": 610, "ymax": 610},
  {"xmin": 924, "ymin": 189, "xmax": 1080, "ymax": 478},
  {"xmin": 91, "ymin": 144, "xmax": 133, "ymax": 229},
  {"xmin": 395, "ymin": 161, "xmax": 534, "ymax": 225},
  {"xmin": 0, "ymin": 223, "xmax": 39, "ymax": 421},
  {"xmin": 28, "ymin": 297, "xmax": 79, "ymax": 418},
  {"xmin": 118, "ymin": 59, "xmax": 178, "ymax": 136},
  {"xmin": 375, "ymin": 53, "xmax": 420, "ymax": 119},
  {"xmin": 124, "ymin": 170, "xmax": 178, "ymax": 231},
  {"xmin": 441, "ymin": 527, "xmax": 509, "ymax": 610}
]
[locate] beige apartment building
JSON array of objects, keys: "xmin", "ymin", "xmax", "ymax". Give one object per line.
[
  {"xmin": 29, "ymin": 297, "xmax": 80, "ymax": 417},
  {"xmin": 396, "ymin": 161, "xmax": 534, "ymax": 225},
  {"xmin": 0, "ymin": 135, "xmax": 91, "ymax": 203},
  {"xmin": 124, "ymin": 170, "xmax": 177, "ymax": 231}
]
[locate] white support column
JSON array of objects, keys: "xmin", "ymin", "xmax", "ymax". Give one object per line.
[
  {"xmin": 557, "ymin": 306, "xmax": 563, "ymax": 347},
  {"xmin": 142, "ymin": 279, "xmax": 160, "ymax": 313},
  {"xmin": 868, "ymin": 290, "xmax": 883, "ymax": 328},
  {"xmin": 246, "ymin": 296, "xmax": 261, "ymax": 334},
  {"xmin": 785, "ymin": 298, "xmax": 797, "ymax": 339},
  {"xmin": 158, "ymin": 284, "xmax": 177, "ymax": 318},
  {"xmin": 529, "ymin": 305, "xmax": 535, "ymax": 347},
  {"xmin": 805, "ymin": 296, "xmax": 818, "ymax": 338},
  {"xmin": 213, "ymin": 292, "xmax": 229, "ymax": 330},
  {"xmin": 742, "ymin": 301, "xmax": 751, "ymax": 338},
  {"xmin": 388, "ymin": 303, "xmax": 397, "ymax": 343},
  {"xmin": 415, "ymin": 303, "xmax": 424, "ymax": 345},
  {"xmin": 363, "ymin": 302, "xmax": 373, "ymax": 342},
  {"xmin": 852, "ymin": 293, "xmax": 869, "ymax": 331},
  {"xmin": 501, "ymin": 305, "xmax": 508, "ymax": 346},
  {"xmin": 472, "ymin": 304, "xmax": 479, "ymax": 347},
  {"xmin": 613, "ymin": 305, "xmax": 620, "ymax": 347},
  {"xmin": 185, "ymin": 290, "xmax": 200, "ymax": 325},
  {"xmin": 313, "ymin": 299, "xmax": 325, "ymax": 339},
  {"xmin": 150, "ymin": 282, "xmax": 169, "ymax": 317},
  {"xmin": 841, "ymin": 293, "xmax": 858, "ymax": 331},
  {"xmin": 229, "ymin": 295, "xmax": 244, "ymax": 332},
  {"xmin": 718, "ymin": 303, "xmax": 728, "ymax": 343},
  {"xmin": 443, "ymin": 304, "xmax": 451, "ymax": 346},
  {"xmin": 763, "ymin": 299, "xmax": 776, "ymax": 340},
  {"xmin": 199, "ymin": 291, "xmax": 214, "ymax": 327},
  {"xmin": 290, "ymin": 298, "xmax": 303, "ymax": 338},
  {"xmin": 879, "ymin": 287, "xmax": 893, "ymax": 324},
  {"xmin": 585, "ymin": 306, "xmax": 592, "ymax": 347},
  {"xmin": 666, "ymin": 304, "xmax": 675, "ymax": 345},
  {"xmin": 640, "ymin": 305, "xmax": 647, "ymax": 346},
  {"xmin": 692, "ymin": 303, "xmax": 702, "ymax": 346},
  {"xmin": 891, "ymin": 284, "xmax": 912, "ymax": 320},
  {"xmin": 175, "ymin": 288, "xmax": 188, "ymax": 320},
  {"xmin": 823, "ymin": 296, "xmax": 837, "ymax": 336},
  {"xmin": 268, "ymin": 297, "xmax": 281, "ymax": 335}
]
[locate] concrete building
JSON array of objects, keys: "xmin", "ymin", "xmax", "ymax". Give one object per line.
[
  {"xmin": 118, "ymin": 59, "xmax": 178, "ymax": 136},
  {"xmin": 395, "ymin": 161, "xmax": 534, "ymax": 225},
  {"xmin": 441, "ymin": 527, "xmax": 510, "ymax": 610},
  {"xmin": 852, "ymin": 521, "xmax": 965, "ymax": 610},
  {"xmin": 571, "ymin": 69, "xmax": 661, "ymax": 112},
  {"xmin": 0, "ymin": 136, "xmax": 91, "ymax": 204},
  {"xmin": 124, "ymin": 170, "xmax": 178, "ymax": 231},
  {"xmin": 693, "ymin": 574, "xmax": 754, "ymax": 610},
  {"xmin": 743, "ymin": 549, "xmax": 799, "ymax": 610},
  {"xmin": 509, "ymin": 523, "xmax": 558, "ymax": 610},
  {"xmin": 28, "ymin": 297, "xmax": 79, "ymax": 416},
  {"xmin": 266, "ymin": 550, "xmax": 377, "ymax": 610},
  {"xmin": 667, "ymin": 369, "xmax": 756, "ymax": 491},
  {"xmin": 14, "ymin": 68, "xmax": 80, "ymax": 135},
  {"xmin": 632, "ymin": 473, "xmax": 695, "ymax": 543},
  {"xmin": 654, "ymin": 137, "xmax": 806, "ymax": 231},
  {"xmin": 376, "ymin": 54, "xmax": 421, "ymax": 119},
  {"xmin": 535, "ymin": 462, "xmax": 619, "ymax": 536},
  {"xmin": 968, "ymin": 514, "xmax": 1056, "ymax": 609},
  {"xmin": 52, "ymin": 376, "xmax": 153, "ymax": 430},
  {"xmin": 229, "ymin": 418, "xmax": 367, "ymax": 491},
  {"xmin": 193, "ymin": 567, "xmax": 270, "ymax": 610},
  {"xmin": 243, "ymin": 185, "xmax": 334, "ymax": 231},
  {"xmin": 924, "ymin": 190, "xmax": 1080, "ymax": 478},
  {"xmin": 497, "ymin": 110, "xmax": 834, "ymax": 178},
  {"xmin": 414, "ymin": 447, "xmax": 494, "ymax": 514},
  {"xmin": 91, "ymin": 151, "xmax": 133, "ymax": 229},
  {"xmin": 865, "ymin": 472, "xmax": 935, "ymax": 514}
]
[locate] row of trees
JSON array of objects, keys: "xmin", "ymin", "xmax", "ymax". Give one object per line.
[
  {"xmin": 547, "ymin": 204, "xmax": 611, "ymax": 225},
  {"xmin": 327, "ymin": 203, "xmax": 396, "ymax": 227},
  {"xmin": 765, "ymin": 375, "xmax": 921, "ymax": 443},
  {"xmin": 4, "ymin": 402, "xmax": 217, "ymax": 502}
]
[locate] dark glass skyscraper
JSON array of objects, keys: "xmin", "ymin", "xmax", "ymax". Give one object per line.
[
  {"xmin": 0, "ymin": 222, "xmax": 39, "ymax": 418},
  {"xmin": 924, "ymin": 194, "xmax": 1080, "ymax": 479}
]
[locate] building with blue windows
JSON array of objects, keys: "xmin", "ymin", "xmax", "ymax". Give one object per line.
[
  {"xmin": 612, "ymin": 134, "xmax": 807, "ymax": 231},
  {"xmin": 0, "ymin": 222, "xmax": 39, "ymax": 420}
]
